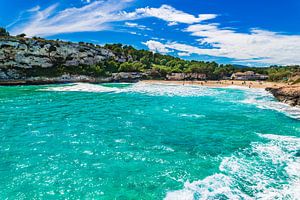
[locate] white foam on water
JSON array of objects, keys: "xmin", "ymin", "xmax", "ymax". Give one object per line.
[
  {"xmin": 165, "ymin": 133, "xmax": 300, "ymax": 200},
  {"xmin": 165, "ymin": 174, "xmax": 251, "ymax": 200},
  {"xmin": 43, "ymin": 83, "xmax": 119, "ymax": 93},
  {"xmin": 180, "ymin": 114, "xmax": 206, "ymax": 118},
  {"xmin": 83, "ymin": 150, "xmax": 93, "ymax": 155},
  {"xmin": 123, "ymin": 83, "xmax": 221, "ymax": 97},
  {"xmin": 43, "ymin": 82, "xmax": 300, "ymax": 119},
  {"xmin": 241, "ymin": 88, "xmax": 300, "ymax": 120},
  {"xmin": 43, "ymin": 82, "xmax": 222, "ymax": 97},
  {"xmin": 224, "ymin": 85, "xmax": 254, "ymax": 90}
]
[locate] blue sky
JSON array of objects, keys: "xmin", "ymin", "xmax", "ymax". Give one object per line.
[{"xmin": 1, "ymin": 0, "xmax": 300, "ymax": 66}]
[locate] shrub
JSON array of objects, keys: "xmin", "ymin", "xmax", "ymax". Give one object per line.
[{"xmin": 0, "ymin": 27, "xmax": 9, "ymax": 37}]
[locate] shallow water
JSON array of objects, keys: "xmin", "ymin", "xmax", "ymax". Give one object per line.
[{"xmin": 0, "ymin": 83, "xmax": 299, "ymax": 199}]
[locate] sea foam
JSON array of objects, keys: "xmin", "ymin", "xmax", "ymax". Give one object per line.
[
  {"xmin": 43, "ymin": 82, "xmax": 221, "ymax": 97},
  {"xmin": 44, "ymin": 83, "xmax": 119, "ymax": 93},
  {"xmin": 165, "ymin": 133, "xmax": 300, "ymax": 200},
  {"xmin": 44, "ymin": 82, "xmax": 300, "ymax": 119},
  {"xmin": 241, "ymin": 88, "xmax": 300, "ymax": 119}
]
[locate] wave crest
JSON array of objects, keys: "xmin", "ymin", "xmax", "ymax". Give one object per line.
[
  {"xmin": 165, "ymin": 133, "xmax": 300, "ymax": 200},
  {"xmin": 43, "ymin": 82, "xmax": 221, "ymax": 97},
  {"xmin": 241, "ymin": 88, "xmax": 300, "ymax": 119}
]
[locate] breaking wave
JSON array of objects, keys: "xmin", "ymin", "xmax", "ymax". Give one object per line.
[
  {"xmin": 44, "ymin": 83, "xmax": 119, "ymax": 93},
  {"xmin": 44, "ymin": 82, "xmax": 300, "ymax": 119},
  {"xmin": 165, "ymin": 133, "xmax": 300, "ymax": 200},
  {"xmin": 241, "ymin": 88, "xmax": 300, "ymax": 119},
  {"xmin": 43, "ymin": 82, "xmax": 222, "ymax": 97}
]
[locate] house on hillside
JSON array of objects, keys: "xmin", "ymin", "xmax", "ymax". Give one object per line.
[
  {"xmin": 166, "ymin": 73, "xmax": 207, "ymax": 80},
  {"xmin": 230, "ymin": 71, "xmax": 268, "ymax": 80}
]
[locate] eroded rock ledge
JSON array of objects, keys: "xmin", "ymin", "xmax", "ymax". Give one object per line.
[
  {"xmin": 266, "ymin": 86, "xmax": 300, "ymax": 106},
  {"xmin": 0, "ymin": 36, "xmax": 122, "ymax": 80}
]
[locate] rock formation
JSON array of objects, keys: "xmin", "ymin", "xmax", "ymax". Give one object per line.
[
  {"xmin": 266, "ymin": 86, "xmax": 300, "ymax": 106},
  {"xmin": 0, "ymin": 36, "xmax": 116, "ymax": 80}
]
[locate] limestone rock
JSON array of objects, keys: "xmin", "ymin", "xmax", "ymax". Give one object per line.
[
  {"xmin": 0, "ymin": 37, "xmax": 117, "ymax": 79},
  {"xmin": 266, "ymin": 86, "xmax": 300, "ymax": 106}
]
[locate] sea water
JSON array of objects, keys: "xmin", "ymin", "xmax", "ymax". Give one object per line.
[{"xmin": 0, "ymin": 82, "xmax": 299, "ymax": 199}]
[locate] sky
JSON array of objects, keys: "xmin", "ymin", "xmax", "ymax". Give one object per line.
[{"xmin": 1, "ymin": 0, "xmax": 300, "ymax": 66}]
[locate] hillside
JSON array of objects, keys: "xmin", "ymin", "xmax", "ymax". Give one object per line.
[{"xmin": 0, "ymin": 36, "xmax": 118, "ymax": 80}]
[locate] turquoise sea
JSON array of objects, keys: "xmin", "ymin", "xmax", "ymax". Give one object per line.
[{"xmin": 0, "ymin": 82, "xmax": 300, "ymax": 199}]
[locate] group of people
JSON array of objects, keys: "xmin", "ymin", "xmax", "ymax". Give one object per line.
[{"xmin": 180, "ymin": 80, "xmax": 265, "ymax": 88}]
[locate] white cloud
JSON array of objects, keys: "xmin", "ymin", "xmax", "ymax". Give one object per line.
[
  {"xmin": 11, "ymin": 3, "xmax": 215, "ymax": 37},
  {"xmin": 184, "ymin": 23, "xmax": 300, "ymax": 65},
  {"xmin": 11, "ymin": 0, "xmax": 138, "ymax": 37},
  {"xmin": 144, "ymin": 27, "xmax": 300, "ymax": 65},
  {"xmin": 167, "ymin": 22, "xmax": 178, "ymax": 26},
  {"xmin": 143, "ymin": 22, "xmax": 300, "ymax": 65},
  {"xmin": 128, "ymin": 31, "xmax": 142, "ymax": 36},
  {"xmin": 143, "ymin": 40, "xmax": 170, "ymax": 54},
  {"xmin": 27, "ymin": 6, "xmax": 41, "ymax": 12},
  {"xmin": 125, "ymin": 22, "xmax": 151, "ymax": 30},
  {"xmin": 82, "ymin": 0, "xmax": 91, "ymax": 3},
  {"xmin": 135, "ymin": 5, "xmax": 217, "ymax": 25},
  {"xmin": 178, "ymin": 52, "xmax": 191, "ymax": 57},
  {"xmin": 143, "ymin": 40, "xmax": 218, "ymax": 56}
]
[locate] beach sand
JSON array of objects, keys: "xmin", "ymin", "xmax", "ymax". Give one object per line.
[{"xmin": 141, "ymin": 80, "xmax": 290, "ymax": 89}]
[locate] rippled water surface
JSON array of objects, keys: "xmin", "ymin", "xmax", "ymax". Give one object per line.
[{"xmin": 0, "ymin": 83, "xmax": 300, "ymax": 199}]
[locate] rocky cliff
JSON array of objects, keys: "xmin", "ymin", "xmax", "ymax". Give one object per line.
[
  {"xmin": 266, "ymin": 86, "xmax": 300, "ymax": 106},
  {"xmin": 0, "ymin": 36, "xmax": 119, "ymax": 81}
]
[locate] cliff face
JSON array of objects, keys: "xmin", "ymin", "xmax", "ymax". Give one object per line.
[
  {"xmin": 0, "ymin": 37, "xmax": 116, "ymax": 80},
  {"xmin": 266, "ymin": 86, "xmax": 300, "ymax": 106}
]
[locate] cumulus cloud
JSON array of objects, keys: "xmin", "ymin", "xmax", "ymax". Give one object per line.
[
  {"xmin": 144, "ymin": 40, "xmax": 218, "ymax": 56},
  {"xmin": 144, "ymin": 27, "xmax": 300, "ymax": 65},
  {"xmin": 184, "ymin": 23, "xmax": 300, "ymax": 65},
  {"xmin": 135, "ymin": 5, "xmax": 217, "ymax": 25},
  {"xmin": 143, "ymin": 40, "xmax": 170, "ymax": 54}
]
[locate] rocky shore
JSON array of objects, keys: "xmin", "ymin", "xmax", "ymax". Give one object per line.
[
  {"xmin": 0, "ymin": 72, "xmax": 147, "ymax": 85},
  {"xmin": 266, "ymin": 86, "xmax": 300, "ymax": 106}
]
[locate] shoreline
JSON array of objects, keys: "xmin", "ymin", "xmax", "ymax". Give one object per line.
[
  {"xmin": 0, "ymin": 79, "xmax": 290, "ymax": 89},
  {"xmin": 141, "ymin": 80, "xmax": 300, "ymax": 106},
  {"xmin": 1, "ymin": 79, "xmax": 299, "ymax": 106},
  {"xmin": 140, "ymin": 80, "xmax": 290, "ymax": 89}
]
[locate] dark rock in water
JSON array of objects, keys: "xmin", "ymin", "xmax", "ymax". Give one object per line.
[{"xmin": 266, "ymin": 86, "xmax": 300, "ymax": 106}]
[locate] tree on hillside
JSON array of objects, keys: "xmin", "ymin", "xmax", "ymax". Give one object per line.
[{"xmin": 0, "ymin": 27, "xmax": 9, "ymax": 36}]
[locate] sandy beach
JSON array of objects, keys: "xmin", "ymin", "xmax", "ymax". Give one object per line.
[{"xmin": 141, "ymin": 80, "xmax": 291, "ymax": 89}]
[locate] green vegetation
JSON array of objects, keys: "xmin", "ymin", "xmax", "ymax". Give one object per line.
[
  {"xmin": 103, "ymin": 44, "xmax": 236, "ymax": 79},
  {"xmin": 104, "ymin": 44, "xmax": 299, "ymax": 81},
  {"xmin": 0, "ymin": 27, "xmax": 9, "ymax": 37}
]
